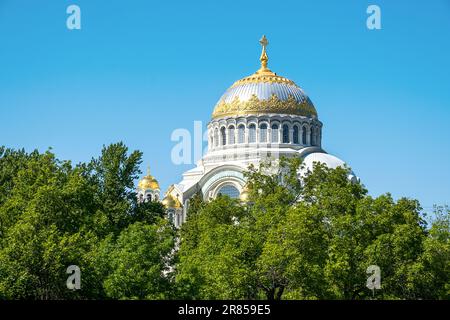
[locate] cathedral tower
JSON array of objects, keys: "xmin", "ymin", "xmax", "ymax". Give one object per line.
[
  {"xmin": 137, "ymin": 167, "xmax": 160, "ymax": 203},
  {"xmin": 161, "ymin": 36, "xmax": 355, "ymax": 227}
]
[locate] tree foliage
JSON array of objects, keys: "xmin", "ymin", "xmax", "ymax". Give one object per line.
[
  {"xmin": 0, "ymin": 143, "xmax": 174, "ymax": 299},
  {"xmin": 0, "ymin": 145, "xmax": 448, "ymax": 300},
  {"xmin": 176, "ymin": 158, "xmax": 449, "ymax": 300}
]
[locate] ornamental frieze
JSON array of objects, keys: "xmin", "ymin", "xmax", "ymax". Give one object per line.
[{"xmin": 212, "ymin": 94, "xmax": 317, "ymax": 119}]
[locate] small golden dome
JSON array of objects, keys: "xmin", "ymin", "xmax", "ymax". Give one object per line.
[
  {"xmin": 162, "ymin": 194, "xmax": 182, "ymax": 209},
  {"xmin": 239, "ymin": 184, "xmax": 251, "ymax": 202},
  {"xmin": 138, "ymin": 167, "xmax": 160, "ymax": 191}
]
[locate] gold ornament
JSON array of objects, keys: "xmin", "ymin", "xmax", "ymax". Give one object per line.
[{"xmin": 212, "ymin": 94, "xmax": 317, "ymax": 119}]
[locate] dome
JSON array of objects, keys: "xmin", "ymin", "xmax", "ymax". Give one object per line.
[
  {"xmin": 212, "ymin": 36, "xmax": 317, "ymax": 119},
  {"xmin": 239, "ymin": 184, "xmax": 251, "ymax": 202},
  {"xmin": 302, "ymin": 152, "xmax": 346, "ymax": 171},
  {"xmin": 162, "ymin": 194, "xmax": 182, "ymax": 209},
  {"xmin": 138, "ymin": 167, "xmax": 160, "ymax": 191},
  {"xmin": 300, "ymin": 152, "xmax": 359, "ymax": 183}
]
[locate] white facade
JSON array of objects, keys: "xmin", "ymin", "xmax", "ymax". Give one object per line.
[{"xmin": 162, "ymin": 37, "xmax": 355, "ymax": 227}]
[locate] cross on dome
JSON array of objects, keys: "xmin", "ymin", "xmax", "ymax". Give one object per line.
[
  {"xmin": 259, "ymin": 35, "xmax": 268, "ymax": 48},
  {"xmin": 258, "ymin": 35, "xmax": 270, "ymax": 72}
]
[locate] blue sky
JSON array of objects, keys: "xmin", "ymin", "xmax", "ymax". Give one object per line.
[{"xmin": 0, "ymin": 0, "xmax": 449, "ymax": 212}]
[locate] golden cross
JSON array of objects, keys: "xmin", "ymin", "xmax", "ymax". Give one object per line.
[
  {"xmin": 258, "ymin": 35, "xmax": 269, "ymax": 71},
  {"xmin": 259, "ymin": 35, "xmax": 268, "ymax": 50}
]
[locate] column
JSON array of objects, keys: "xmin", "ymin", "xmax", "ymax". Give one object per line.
[
  {"xmin": 289, "ymin": 126, "xmax": 294, "ymax": 144},
  {"xmin": 306, "ymin": 126, "xmax": 311, "ymax": 146}
]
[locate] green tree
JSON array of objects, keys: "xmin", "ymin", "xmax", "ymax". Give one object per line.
[
  {"xmin": 176, "ymin": 158, "xmax": 449, "ymax": 300},
  {"xmin": 100, "ymin": 219, "xmax": 175, "ymax": 299},
  {"xmin": 1, "ymin": 144, "xmax": 447, "ymax": 300},
  {"xmin": 0, "ymin": 143, "xmax": 175, "ymax": 299},
  {"xmin": 176, "ymin": 159, "xmax": 303, "ymax": 300},
  {"xmin": 176, "ymin": 196, "xmax": 253, "ymax": 299},
  {"xmin": 0, "ymin": 150, "xmax": 99, "ymax": 299},
  {"xmin": 85, "ymin": 142, "xmax": 143, "ymax": 236}
]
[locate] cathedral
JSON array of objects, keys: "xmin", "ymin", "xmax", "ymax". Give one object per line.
[{"xmin": 137, "ymin": 36, "xmax": 357, "ymax": 227}]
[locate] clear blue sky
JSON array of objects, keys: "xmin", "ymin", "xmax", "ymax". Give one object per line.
[{"xmin": 0, "ymin": 0, "xmax": 449, "ymax": 212}]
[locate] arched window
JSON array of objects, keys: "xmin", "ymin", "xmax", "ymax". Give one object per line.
[
  {"xmin": 146, "ymin": 194, "xmax": 152, "ymax": 202},
  {"xmin": 221, "ymin": 127, "xmax": 226, "ymax": 146},
  {"xmin": 310, "ymin": 127, "xmax": 315, "ymax": 146},
  {"xmin": 271, "ymin": 124, "xmax": 279, "ymax": 143},
  {"xmin": 302, "ymin": 126, "xmax": 307, "ymax": 145},
  {"xmin": 293, "ymin": 125, "xmax": 299, "ymax": 144},
  {"xmin": 228, "ymin": 126, "xmax": 235, "ymax": 144},
  {"xmin": 249, "ymin": 124, "xmax": 256, "ymax": 143},
  {"xmin": 259, "ymin": 123, "xmax": 268, "ymax": 143},
  {"xmin": 282, "ymin": 124, "xmax": 290, "ymax": 143},
  {"xmin": 217, "ymin": 185, "xmax": 240, "ymax": 199},
  {"xmin": 168, "ymin": 211, "xmax": 174, "ymax": 224},
  {"xmin": 238, "ymin": 124, "xmax": 245, "ymax": 143},
  {"xmin": 214, "ymin": 128, "xmax": 219, "ymax": 147}
]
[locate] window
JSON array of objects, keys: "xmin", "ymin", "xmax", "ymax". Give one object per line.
[
  {"xmin": 293, "ymin": 125, "xmax": 299, "ymax": 144},
  {"xmin": 259, "ymin": 124, "xmax": 267, "ymax": 143},
  {"xmin": 238, "ymin": 124, "xmax": 245, "ymax": 143},
  {"xmin": 271, "ymin": 124, "xmax": 279, "ymax": 143},
  {"xmin": 146, "ymin": 194, "xmax": 152, "ymax": 202},
  {"xmin": 217, "ymin": 185, "xmax": 240, "ymax": 199},
  {"xmin": 214, "ymin": 128, "xmax": 219, "ymax": 147},
  {"xmin": 282, "ymin": 124, "xmax": 290, "ymax": 143},
  {"xmin": 302, "ymin": 126, "xmax": 307, "ymax": 145},
  {"xmin": 249, "ymin": 124, "xmax": 256, "ymax": 143},
  {"xmin": 221, "ymin": 127, "xmax": 226, "ymax": 146},
  {"xmin": 228, "ymin": 126, "xmax": 235, "ymax": 144},
  {"xmin": 168, "ymin": 211, "xmax": 174, "ymax": 224}
]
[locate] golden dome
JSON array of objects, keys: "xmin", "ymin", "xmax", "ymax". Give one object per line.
[
  {"xmin": 239, "ymin": 184, "xmax": 251, "ymax": 202},
  {"xmin": 212, "ymin": 35, "xmax": 317, "ymax": 119},
  {"xmin": 138, "ymin": 167, "xmax": 160, "ymax": 191},
  {"xmin": 162, "ymin": 193, "xmax": 182, "ymax": 209}
]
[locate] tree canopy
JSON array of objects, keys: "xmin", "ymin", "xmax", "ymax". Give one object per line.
[
  {"xmin": 0, "ymin": 145, "xmax": 448, "ymax": 300},
  {"xmin": 176, "ymin": 159, "xmax": 449, "ymax": 300},
  {"xmin": 0, "ymin": 143, "xmax": 174, "ymax": 299}
]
